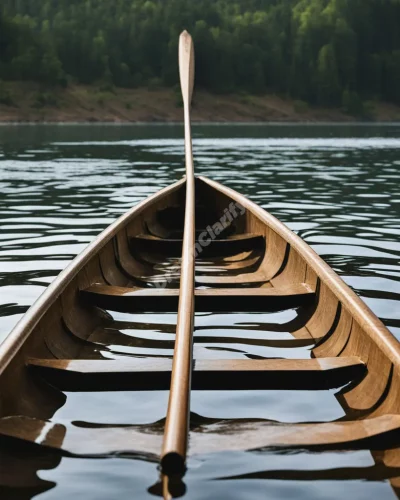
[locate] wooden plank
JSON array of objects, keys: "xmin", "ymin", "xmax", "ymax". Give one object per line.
[
  {"xmin": 196, "ymin": 270, "xmax": 268, "ymax": 286},
  {"xmin": 141, "ymin": 250, "xmax": 259, "ymax": 265},
  {"xmin": 194, "ymin": 253, "xmax": 261, "ymax": 272},
  {"xmin": 0, "ymin": 179, "xmax": 186, "ymax": 378},
  {"xmin": 195, "ymin": 234, "xmax": 284, "ymax": 286},
  {"xmin": 198, "ymin": 175, "xmax": 400, "ymax": 370},
  {"xmin": 130, "ymin": 233, "xmax": 264, "ymax": 257},
  {"xmin": 83, "ymin": 327, "xmax": 317, "ymax": 350},
  {"xmin": 81, "ymin": 283, "xmax": 315, "ymax": 313},
  {"xmin": 27, "ymin": 357, "xmax": 365, "ymax": 391}
]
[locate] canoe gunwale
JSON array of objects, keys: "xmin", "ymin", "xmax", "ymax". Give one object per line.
[
  {"xmin": 198, "ymin": 175, "xmax": 400, "ymax": 369},
  {"xmin": 0, "ymin": 178, "xmax": 186, "ymax": 376}
]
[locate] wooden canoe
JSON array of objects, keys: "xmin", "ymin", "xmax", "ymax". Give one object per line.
[{"xmin": 1, "ymin": 31, "xmax": 400, "ymax": 497}]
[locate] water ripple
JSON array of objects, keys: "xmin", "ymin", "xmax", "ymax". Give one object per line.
[{"xmin": 0, "ymin": 123, "xmax": 399, "ymax": 499}]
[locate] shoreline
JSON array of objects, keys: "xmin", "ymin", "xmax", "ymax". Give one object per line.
[
  {"xmin": 1, "ymin": 83, "xmax": 400, "ymax": 124},
  {"xmin": 1, "ymin": 121, "xmax": 400, "ymax": 126}
]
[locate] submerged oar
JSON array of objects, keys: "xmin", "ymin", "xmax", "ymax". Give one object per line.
[{"xmin": 160, "ymin": 30, "xmax": 195, "ymax": 475}]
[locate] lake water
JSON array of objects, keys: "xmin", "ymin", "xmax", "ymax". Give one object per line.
[{"xmin": 0, "ymin": 123, "xmax": 400, "ymax": 499}]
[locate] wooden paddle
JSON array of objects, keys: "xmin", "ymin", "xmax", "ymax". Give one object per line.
[{"xmin": 160, "ymin": 30, "xmax": 196, "ymax": 475}]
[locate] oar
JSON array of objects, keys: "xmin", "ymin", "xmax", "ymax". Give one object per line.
[{"xmin": 160, "ymin": 30, "xmax": 196, "ymax": 475}]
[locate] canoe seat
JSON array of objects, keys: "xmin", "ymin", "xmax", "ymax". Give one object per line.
[
  {"xmin": 130, "ymin": 233, "xmax": 264, "ymax": 257},
  {"xmin": 27, "ymin": 357, "xmax": 365, "ymax": 391},
  {"xmin": 135, "ymin": 252, "xmax": 262, "ymax": 275},
  {"xmin": 196, "ymin": 271, "xmax": 268, "ymax": 286},
  {"xmin": 80, "ymin": 284, "xmax": 316, "ymax": 313}
]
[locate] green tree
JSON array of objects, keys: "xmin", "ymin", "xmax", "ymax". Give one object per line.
[
  {"xmin": 317, "ymin": 43, "xmax": 340, "ymax": 105},
  {"xmin": 1, "ymin": 0, "xmax": 400, "ymax": 106}
]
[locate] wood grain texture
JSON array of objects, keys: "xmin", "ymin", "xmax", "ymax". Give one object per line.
[
  {"xmin": 312, "ymin": 307, "xmax": 353, "ymax": 358},
  {"xmin": 0, "ymin": 178, "xmax": 186, "ymax": 377},
  {"xmin": 81, "ymin": 283, "xmax": 315, "ymax": 313},
  {"xmin": 131, "ymin": 233, "xmax": 264, "ymax": 258},
  {"xmin": 161, "ymin": 30, "xmax": 196, "ymax": 476},
  {"xmin": 198, "ymin": 175, "xmax": 400, "ymax": 369},
  {"xmin": 1, "ymin": 32, "xmax": 400, "ymax": 497}
]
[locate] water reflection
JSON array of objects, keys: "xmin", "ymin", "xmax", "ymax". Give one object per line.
[{"xmin": 0, "ymin": 123, "xmax": 399, "ymax": 499}]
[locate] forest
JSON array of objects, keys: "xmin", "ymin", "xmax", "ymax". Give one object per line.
[{"xmin": 1, "ymin": 0, "xmax": 400, "ymax": 108}]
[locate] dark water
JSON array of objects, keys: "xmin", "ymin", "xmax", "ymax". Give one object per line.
[{"xmin": 0, "ymin": 123, "xmax": 400, "ymax": 499}]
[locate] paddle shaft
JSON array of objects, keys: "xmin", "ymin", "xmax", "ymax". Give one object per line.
[{"xmin": 161, "ymin": 30, "xmax": 195, "ymax": 475}]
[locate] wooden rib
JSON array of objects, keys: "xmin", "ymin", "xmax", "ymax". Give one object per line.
[
  {"xmin": 131, "ymin": 233, "xmax": 264, "ymax": 258},
  {"xmin": 196, "ymin": 229, "xmax": 286, "ymax": 285},
  {"xmin": 0, "ymin": 178, "xmax": 186, "ymax": 377},
  {"xmin": 161, "ymin": 30, "xmax": 196, "ymax": 476},
  {"xmin": 312, "ymin": 307, "xmax": 353, "ymax": 358},
  {"xmin": 99, "ymin": 240, "xmax": 130, "ymax": 286},
  {"xmin": 199, "ymin": 175, "xmax": 400, "ymax": 370},
  {"xmin": 81, "ymin": 283, "xmax": 315, "ymax": 313},
  {"xmin": 42, "ymin": 297, "xmax": 96, "ymax": 361},
  {"xmin": 27, "ymin": 357, "xmax": 365, "ymax": 391},
  {"xmin": 60, "ymin": 277, "xmax": 111, "ymax": 342},
  {"xmin": 145, "ymin": 217, "xmax": 170, "ymax": 238},
  {"xmin": 297, "ymin": 282, "xmax": 339, "ymax": 341},
  {"xmin": 271, "ymin": 246, "xmax": 307, "ymax": 288},
  {"xmin": 370, "ymin": 366, "xmax": 400, "ymax": 417},
  {"xmin": 337, "ymin": 322, "xmax": 393, "ymax": 413},
  {"xmin": 380, "ymin": 447, "xmax": 400, "ymax": 492},
  {"xmin": 115, "ymin": 229, "xmax": 152, "ymax": 279}
]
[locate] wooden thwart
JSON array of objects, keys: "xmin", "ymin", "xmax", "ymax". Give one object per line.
[
  {"xmin": 131, "ymin": 233, "xmax": 264, "ymax": 257},
  {"xmin": 196, "ymin": 271, "xmax": 268, "ymax": 286},
  {"xmin": 27, "ymin": 356, "xmax": 365, "ymax": 391},
  {"xmin": 81, "ymin": 283, "xmax": 315, "ymax": 312}
]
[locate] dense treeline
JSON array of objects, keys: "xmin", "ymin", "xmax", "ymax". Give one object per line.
[
  {"xmin": 0, "ymin": 11, "xmax": 65, "ymax": 85},
  {"xmin": 1, "ymin": 0, "xmax": 400, "ymax": 107}
]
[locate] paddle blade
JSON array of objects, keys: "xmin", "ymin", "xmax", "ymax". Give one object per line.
[{"xmin": 179, "ymin": 30, "xmax": 195, "ymax": 106}]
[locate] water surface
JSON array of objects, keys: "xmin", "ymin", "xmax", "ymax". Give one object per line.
[{"xmin": 0, "ymin": 123, "xmax": 400, "ymax": 499}]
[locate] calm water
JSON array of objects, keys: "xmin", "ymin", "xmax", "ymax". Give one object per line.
[{"xmin": 0, "ymin": 123, "xmax": 400, "ymax": 499}]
